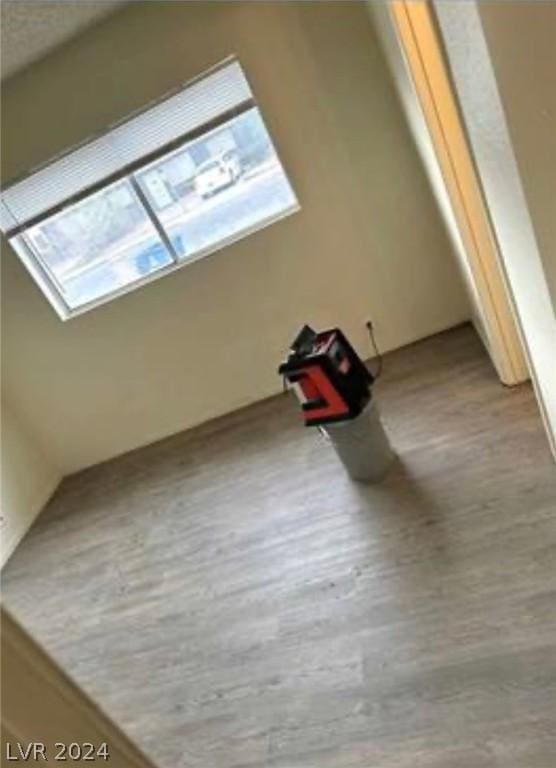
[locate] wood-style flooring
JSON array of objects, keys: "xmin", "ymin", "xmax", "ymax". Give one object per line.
[{"xmin": 3, "ymin": 324, "xmax": 556, "ymax": 768}]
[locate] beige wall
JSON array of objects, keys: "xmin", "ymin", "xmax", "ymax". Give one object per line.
[
  {"xmin": 368, "ymin": 1, "xmax": 492, "ymax": 359},
  {"xmin": 369, "ymin": 1, "xmax": 529, "ymax": 387},
  {"xmin": 478, "ymin": 1, "xmax": 556, "ymax": 315},
  {"xmin": 432, "ymin": 0, "xmax": 556, "ymax": 458},
  {"xmin": 1, "ymin": 1, "xmax": 468, "ymax": 474},
  {"xmin": 1, "ymin": 398, "xmax": 61, "ymax": 566}
]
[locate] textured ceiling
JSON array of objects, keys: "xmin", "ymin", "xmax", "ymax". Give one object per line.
[{"xmin": 1, "ymin": 0, "xmax": 127, "ymax": 80}]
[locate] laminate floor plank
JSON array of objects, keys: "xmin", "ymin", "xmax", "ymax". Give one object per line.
[{"xmin": 3, "ymin": 325, "xmax": 556, "ymax": 767}]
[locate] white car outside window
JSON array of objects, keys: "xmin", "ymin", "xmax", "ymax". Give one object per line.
[{"xmin": 194, "ymin": 152, "xmax": 241, "ymax": 198}]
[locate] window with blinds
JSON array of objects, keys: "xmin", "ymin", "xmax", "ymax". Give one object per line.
[{"xmin": 1, "ymin": 59, "xmax": 299, "ymax": 319}]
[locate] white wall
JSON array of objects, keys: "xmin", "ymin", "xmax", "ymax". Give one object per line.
[
  {"xmin": 1, "ymin": 1, "xmax": 469, "ymax": 474},
  {"xmin": 1, "ymin": 398, "xmax": 61, "ymax": 567}
]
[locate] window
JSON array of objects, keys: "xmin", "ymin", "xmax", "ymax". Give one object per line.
[{"xmin": 1, "ymin": 60, "xmax": 299, "ymax": 319}]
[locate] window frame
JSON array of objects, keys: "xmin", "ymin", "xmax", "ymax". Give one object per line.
[{"xmin": 4, "ymin": 61, "xmax": 300, "ymax": 320}]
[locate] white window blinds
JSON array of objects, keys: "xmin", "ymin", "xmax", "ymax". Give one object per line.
[{"xmin": 0, "ymin": 59, "xmax": 252, "ymax": 234}]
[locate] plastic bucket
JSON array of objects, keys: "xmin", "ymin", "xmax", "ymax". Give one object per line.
[{"xmin": 322, "ymin": 400, "xmax": 393, "ymax": 482}]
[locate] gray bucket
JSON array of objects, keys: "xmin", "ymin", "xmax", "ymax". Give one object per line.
[{"xmin": 322, "ymin": 400, "xmax": 393, "ymax": 482}]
